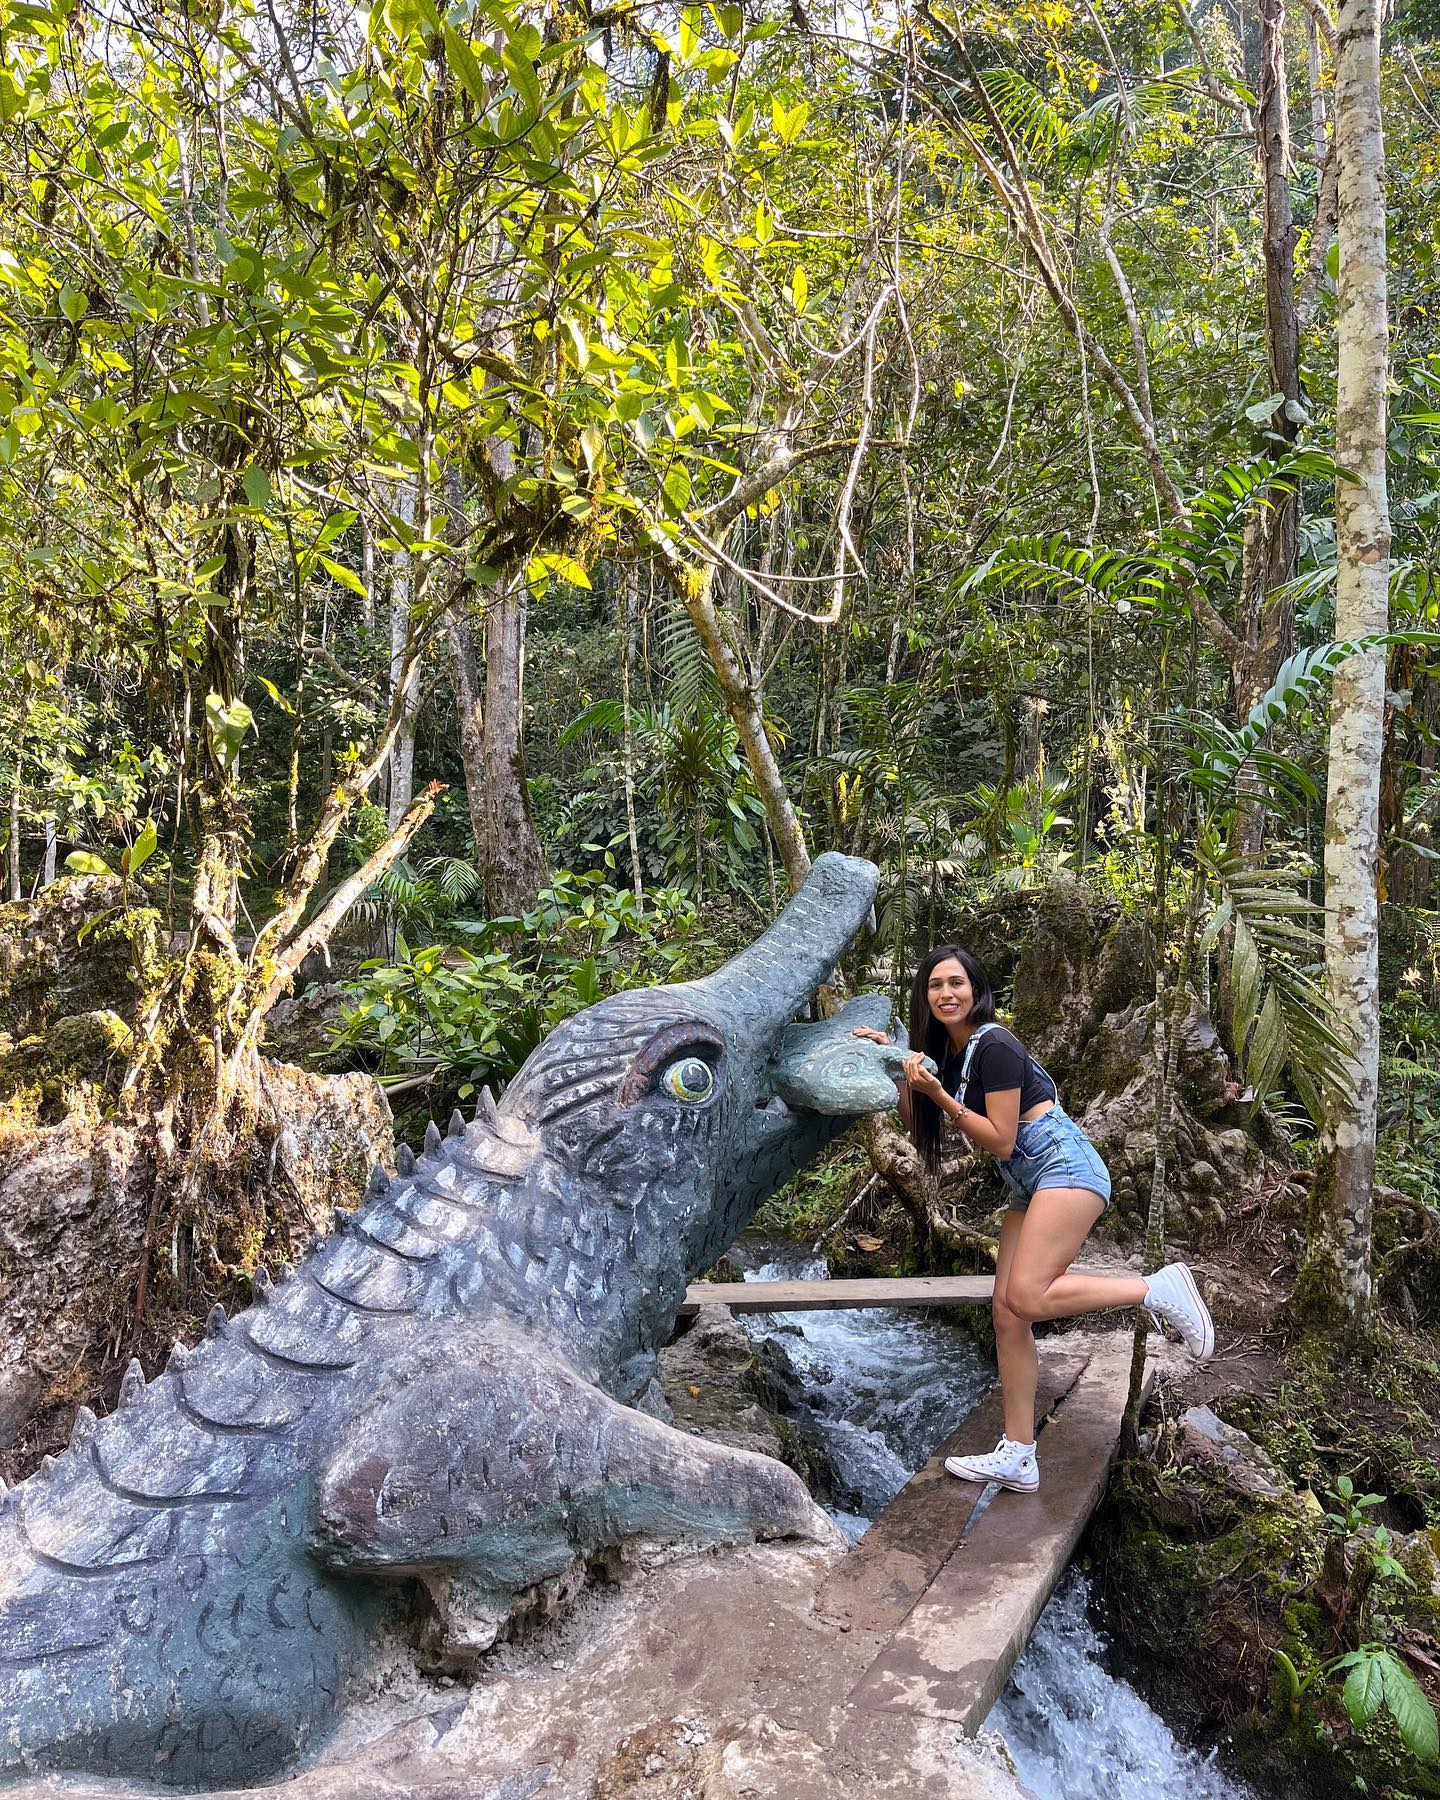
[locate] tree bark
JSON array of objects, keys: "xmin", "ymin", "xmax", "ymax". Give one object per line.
[
  {"xmin": 446, "ymin": 596, "xmax": 487, "ymax": 858},
  {"xmin": 387, "ymin": 481, "xmax": 418, "ymax": 834},
  {"xmin": 479, "ymin": 573, "xmax": 548, "ymax": 914},
  {"xmin": 7, "ymin": 774, "xmax": 19, "ymax": 901},
  {"xmin": 621, "ymin": 564, "xmax": 645, "ymax": 916},
  {"xmin": 1303, "ymin": 0, "xmax": 1391, "ymax": 1332},
  {"xmin": 665, "ymin": 560, "xmax": 811, "ymax": 890},
  {"xmin": 1233, "ymin": 0, "xmax": 1304, "ymax": 858}
]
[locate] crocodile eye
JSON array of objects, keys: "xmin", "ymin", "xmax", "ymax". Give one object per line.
[{"xmin": 663, "ymin": 1057, "xmax": 715, "ymax": 1103}]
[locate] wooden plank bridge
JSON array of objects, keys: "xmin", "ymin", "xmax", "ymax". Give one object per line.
[{"xmin": 681, "ymin": 1276, "xmax": 1147, "ymax": 1738}]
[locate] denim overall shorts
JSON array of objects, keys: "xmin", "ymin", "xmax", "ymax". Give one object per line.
[
  {"xmin": 958, "ymin": 1025, "xmax": 1112, "ymax": 1211},
  {"xmin": 997, "ymin": 1103, "xmax": 1112, "ymax": 1210}
]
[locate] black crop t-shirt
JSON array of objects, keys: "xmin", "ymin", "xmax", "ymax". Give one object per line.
[{"xmin": 939, "ymin": 1025, "xmax": 1057, "ymax": 1119}]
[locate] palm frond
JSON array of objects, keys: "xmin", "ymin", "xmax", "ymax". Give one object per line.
[
  {"xmin": 974, "ymin": 67, "xmax": 1070, "ymax": 159},
  {"xmin": 1180, "ymin": 631, "xmax": 1440, "ymax": 801},
  {"xmin": 1202, "ymin": 849, "xmax": 1353, "ymax": 1123},
  {"xmin": 656, "ymin": 599, "xmax": 717, "ymax": 718}
]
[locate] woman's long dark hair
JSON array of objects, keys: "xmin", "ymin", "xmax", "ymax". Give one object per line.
[{"xmin": 907, "ymin": 944, "xmax": 998, "ymax": 1173}]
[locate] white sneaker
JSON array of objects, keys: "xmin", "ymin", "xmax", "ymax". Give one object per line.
[
  {"xmin": 944, "ymin": 1436, "xmax": 1039, "ymax": 1493},
  {"xmin": 1144, "ymin": 1262, "xmax": 1215, "ymax": 1360}
]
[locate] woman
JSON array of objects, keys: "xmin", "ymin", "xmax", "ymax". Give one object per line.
[{"xmin": 853, "ymin": 944, "xmax": 1213, "ymax": 1495}]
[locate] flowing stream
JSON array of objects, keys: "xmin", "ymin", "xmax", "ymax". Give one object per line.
[{"xmin": 730, "ymin": 1240, "xmax": 1256, "ymax": 1800}]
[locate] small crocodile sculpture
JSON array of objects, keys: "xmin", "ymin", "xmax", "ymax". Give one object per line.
[{"xmin": 0, "ymin": 853, "xmax": 909, "ymax": 1791}]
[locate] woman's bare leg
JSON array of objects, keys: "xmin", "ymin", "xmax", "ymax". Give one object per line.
[
  {"xmin": 1003, "ymin": 1188, "xmax": 1148, "ymax": 1323},
  {"xmin": 992, "ymin": 1211, "xmax": 1039, "ymax": 1443}
]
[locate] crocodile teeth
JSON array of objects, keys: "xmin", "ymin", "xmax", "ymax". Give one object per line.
[
  {"xmin": 477, "ymin": 1086, "xmax": 499, "ymax": 1122},
  {"xmin": 166, "ymin": 1341, "xmax": 191, "ymax": 1374},
  {"xmin": 395, "ymin": 1145, "xmax": 417, "ymax": 1177},
  {"xmin": 40, "ymin": 1455, "xmax": 58, "ymax": 1478},
  {"xmin": 251, "ymin": 1266, "xmax": 273, "ymax": 1301},
  {"xmin": 424, "ymin": 1120, "xmax": 442, "ymax": 1155},
  {"xmin": 448, "ymin": 1110, "xmax": 466, "ymax": 1140},
  {"xmin": 70, "ymin": 1405, "xmax": 98, "ymax": 1450},
  {"xmin": 367, "ymin": 1163, "xmax": 389, "ymax": 1196},
  {"xmin": 118, "ymin": 1358, "xmax": 145, "ymax": 1406},
  {"xmin": 331, "ymin": 1208, "xmax": 351, "ymax": 1236},
  {"xmin": 205, "ymin": 1304, "xmax": 227, "ymax": 1338}
]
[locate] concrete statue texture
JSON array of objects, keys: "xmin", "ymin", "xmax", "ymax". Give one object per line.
[{"xmin": 0, "ymin": 854, "xmax": 910, "ymax": 1792}]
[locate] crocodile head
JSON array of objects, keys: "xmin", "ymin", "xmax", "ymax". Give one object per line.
[{"xmin": 496, "ymin": 853, "xmax": 895, "ymax": 1364}]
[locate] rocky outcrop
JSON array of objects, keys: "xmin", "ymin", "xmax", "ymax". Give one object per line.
[
  {"xmin": 0, "ymin": 1059, "xmax": 395, "ymax": 1471},
  {"xmin": 0, "ymin": 875, "xmax": 163, "ymax": 1039},
  {"xmin": 0, "ymin": 877, "xmax": 399, "ymax": 1473},
  {"xmin": 945, "ymin": 880, "xmax": 1279, "ymax": 1239}
]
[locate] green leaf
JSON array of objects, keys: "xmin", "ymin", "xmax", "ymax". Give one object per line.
[
  {"xmin": 255, "ymin": 674, "xmax": 294, "ymax": 715},
  {"xmin": 1343, "ymin": 1653, "xmax": 1385, "ymax": 1727},
  {"xmin": 242, "ymin": 466, "xmax": 272, "ymax": 509},
  {"xmin": 663, "ymin": 462, "xmax": 692, "ymax": 512},
  {"xmin": 444, "ymin": 25, "xmax": 489, "ymax": 106},
  {"xmin": 503, "ymin": 41, "xmax": 542, "ymax": 117},
  {"xmin": 1245, "ymin": 392, "xmax": 1284, "ymax": 423},
  {"xmin": 121, "ymin": 817, "xmax": 158, "ymax": 879},
  {"xmin": 205, "ymin": 693, "xmax": 255, "ymax": 773},
  {"xmin": 58, "ymin": 281, "xmax": 88, "ymax": 323},
  {"xmin": 1379, "ymin": 1652, "xmax": 1440, "ymax": 1760},
  {"xmin": 320, "ymin": 555, "xmax": 368, "ymax": 598},
  {"xmin": 64, "ymin": 850, "xmax": 112, "ymax": 876}
]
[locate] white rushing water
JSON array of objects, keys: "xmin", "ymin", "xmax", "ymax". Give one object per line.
[{"xmin": 732, "ymin": 1238, "xmax": 1257, "ymax": 1800}]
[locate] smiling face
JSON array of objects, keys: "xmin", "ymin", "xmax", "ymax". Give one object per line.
[{"xmin": 927, "ymin": 956, "xmax": 974, "ymax": 1030}]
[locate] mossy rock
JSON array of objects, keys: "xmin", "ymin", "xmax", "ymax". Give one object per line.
[
  {"xmin": 1097, "ymin": 1371, "xmax": 1440, "ymax": 1797},
  {"xmin": 0, "ymin": 876, "xmax": 163, "ymax": 1039},
  {"xmin": 0, "ymin": 1009, "xmax": 133, "ymax": 1120}
]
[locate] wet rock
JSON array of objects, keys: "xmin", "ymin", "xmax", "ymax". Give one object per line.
[
  {"xmin": 659, "ymin": 1309, "xmax": 855, "ymax": 1513},
  {"xmin": 1177, "ymin": 1405, "xmax": 1286, "ymax": 1499},
  {"xmin": 659, "ymin": 1308, "xmax": 800, "ymax": 1464}
]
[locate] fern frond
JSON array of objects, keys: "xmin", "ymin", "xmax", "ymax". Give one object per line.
[
  {"xmin": 975, "ymin": 67, "xmax": 1070, "ymax": 158},
  {"xmin": 1204, "ymin": 851, "xmax": 1354, "ymax": 1123}
]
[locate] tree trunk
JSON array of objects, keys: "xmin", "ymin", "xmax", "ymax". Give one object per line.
[
  {"xmin": 666, "ymin": 560, "xmax": 811, "ymax": 889},
  {"xmin": 1232, "ymin": 0, "xmax": 1304, "ymax": 859},
  {"xmin": 446, "ymin": 596, "xmax": 487, "ymax": 858},
  {"xmin": 621, "ymin": 565, "xmax": 645, "ymax": 916},
  {"xmin": 387, "ymin": 482, "xmax": 418, "ymax": 834},
  {"xmin": 7, "ymin": 775, "xmax": 19, "ymax": 901},
  {"xmin": 479, "ymin": 574, "xmax": 548, "ymax": 914},
  {"xmin": 1307, "ymin": 6, "xmax": 1328, "ymax": 155},
  {"xmin": 1302, "ymin": 0, "xmax": 1391, "ymax": 1332}
]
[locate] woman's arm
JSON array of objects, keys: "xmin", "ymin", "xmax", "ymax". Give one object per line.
[{"xmin": 901, "ymin": 1054, "xmax": 1021, "ymax": 1158}]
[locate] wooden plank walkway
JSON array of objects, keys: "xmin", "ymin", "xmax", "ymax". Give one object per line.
[
  {"xmin": 679, "ymin": 1275, "xmax": 997, "ymax": 1314},
  {"xmin": 678, "ymin": 1278, "xmax": 1148, "ymax": 1740},
  {"xmin": 838, "ymin": 1338, "xmax": 1146, "ymax": 1733}
]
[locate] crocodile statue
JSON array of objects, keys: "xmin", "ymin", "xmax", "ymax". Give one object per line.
[{"xmin": 0, "ymin": 852, "xmax": 919, "ymax": 1792}]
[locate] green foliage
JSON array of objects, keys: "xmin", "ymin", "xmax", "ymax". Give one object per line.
[
  {"xmin": 1333, "ymin": 1647, "xmax": 1440, "ymax": 1761},
  {"xmin": 1325, "ymin": 1473, "xmax": 1387, "ymax": 1535},
  {"xmin": 333, "ymin": 875, "xmax": 712, "ymax": 1099}
]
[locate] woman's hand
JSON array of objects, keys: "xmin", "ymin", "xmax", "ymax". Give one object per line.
[
  {"xmin": 903, "ymin": 1050, "xmax": 946, "ymax": 1102},
  {"xmin": 849, "ymin": 1025, "xmax": 891, "ymax": 1045}
]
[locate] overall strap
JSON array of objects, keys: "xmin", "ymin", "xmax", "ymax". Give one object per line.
[
  {"xmin": 957, "ymin": 1021, "xmax": 1002, "ymax": 1089},
  {"xmin": 959, "ymin": 1022, "xmax": 1061, "ymax": 1104}
]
